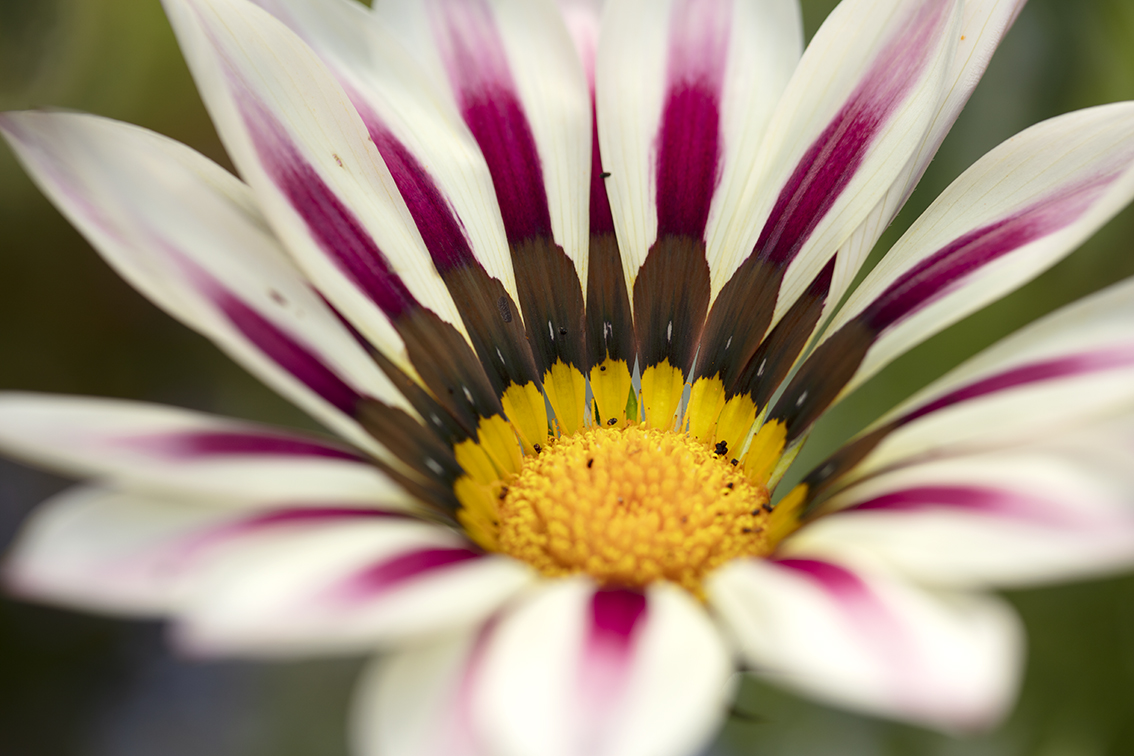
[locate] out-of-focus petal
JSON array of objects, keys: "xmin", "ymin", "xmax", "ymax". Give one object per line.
[
  {"xmin": 3, "ymin": 487, "xmax": 410, "ymax": 615},
  {"xmin": 173, "ymin": 520, "xmax": 531, "ymax": 656},
  {"xmin": 0, "ymin": 393, "xmax": 412, "ymax": 505},
  {"xmin": 708, "ymin": 556, "xmax": 1022, "ymax": 730},
  {"xmin": 790, "ymin": 450, "xmax": 1134, "ymax": 588},
  {"xmin": 475, "ymin": 578, "xmax": 733, "ymax": 756},
  {"xmin": 353, "ymin": 627, "xmax": 493, "ymax": 756},
  {"xmin": 0, "ymin": 110, "xmax": 419, "ymax": 463}
]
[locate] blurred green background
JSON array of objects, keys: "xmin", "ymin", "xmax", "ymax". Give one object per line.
[{"xmin": 1, "ymin": 0, "xmax": 1133, "ymax": 754}]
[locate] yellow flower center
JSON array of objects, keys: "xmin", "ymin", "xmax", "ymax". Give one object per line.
[{"xmin": 476, "ymin": 425, "xmax": 773, "ymax": 595}]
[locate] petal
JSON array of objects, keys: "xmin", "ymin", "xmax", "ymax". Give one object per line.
[
  {"xmin": 352, "ymin": 627, "xmax": 492, "ymax": 756},
  {"xmin": 373, "ymin": 0, "xmax": 590, "ymax": 268},
  {"xmin": 246, "ymin": 0, "xmax": 549, "ymax": 445},
  {"xmin": 790, "ymin": 450, "xmax": 1134, "ymax": 589},
  {"xmin": 707, "ymin": 0, "xmax": 962, "ymax": 324},
  {"xmin": 596, "ymin": 0, "xmax": 803, "ymax": 418},
  {"xmin": 0, "ymin": 393, "xmax": 412, "ymax": 505},
  {"xmin": 3, "ymin": 487, "xmax": 409, "ymax": 615},
  {"xmin": 597, "ymin": 0, "xmax": 802, "ymax": 269},
  {"xmin": 475, "ymin": 578, "xmax": 733, "ymax": 756},
  {"xmin": 164, "ymin": 0, "xmax": 466, "ymax": 350},
  {"xmin": 0, "ymin": 110, "xmax": 421, "ymax": 465},
  {"xmin": 372, "ymin": 0, "xmax": 592, "ymax": 428},
  {"xmin": 708, "ymin": 556, "xmax": 1022, "ymax": 730},
  {"xmin": 173, "ymin": 520, "xmax": 532, "ymax": 656},
  {"xmin": 825, "ymin": 0, "xmax": 1028, "ymax": 311},
  {"xmin": 248, "ymin": 0, "xmax": 518, "ymax": 297},
  {"xmin": 772, "ymin": 101, "xmax": 1134, "ymax": 442},
  {"xmin": 165, "ymin": 0, "xmax": 511, "ymax": 438},
  {"xmin": 805, "ymin": 276, "xmax": 1134, "ymax": 496}
]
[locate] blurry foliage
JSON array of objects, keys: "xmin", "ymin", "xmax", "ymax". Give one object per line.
[{"xmin": 0, "ymin": 0, "xmax": 1133, "ymax": 754}]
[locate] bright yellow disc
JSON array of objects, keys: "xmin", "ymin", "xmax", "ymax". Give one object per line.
[{"xmin": 492, "ymin": 425, "xmax": 772, "ymax": 596}]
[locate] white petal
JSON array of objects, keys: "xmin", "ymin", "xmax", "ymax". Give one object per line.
[
  {"xmin": 0, "ymin": 110, "xmax": 415, "ymax": 461},
  {"xmin": 174, "ymin": 521, "xmax": 531, "ymax": 656},
  {"xmin": 825, "ymin": 0, "xmax": 1028, "ymax": 311},
  {"xmin": 597, "ymin": 0, "xmax": 802, "ymax": 282},
  {"xmin": 353, "ymin": 628, "xmax": 491, "ymax": 756},
  {"xmin": 247, "ymin": 0, "xmax": 519, "ymax": 299},
  {"xmin": 4, "ymin": 487, "xmax": 235, "ymax": 615},
  {"xmin": 164, "ymin": 0, "xmax": 468, "ymax": 362},
  {"xmin": 707, "ymin": 0, "xmax": 961, "ymax": 315},
  {"xmin": 792, "ymin": 451, "xmax": 1134, "ymax": 589},
  {"xmin": 830, "ymin": 101, "xmax": 1134, "ymax": 394},
  {"xmin": 0, "ymin": 393, "xmax": 411, "ymax": 505},
  {"xmin": 708, "ymin": 556, "xmax": 1022, "ymax": 730},
  {"xmin": 373, "ymin": 0, "xmax": 591, "ymax": 274},
  {"xmin": 4, "ymin": 487, "xmax": 409, "ymax": 616},
  {"xmin": 475, "ymin": 578, "xmax": 733, "ymax": 756},
  {"xmin": 833, "ymin": 277, "xmax": 1134, "ymax": 487}
]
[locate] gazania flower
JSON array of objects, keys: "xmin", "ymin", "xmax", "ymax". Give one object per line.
[{"xmin": 4, "ymin": 0, "xmax": 1134, "ymax": 752}]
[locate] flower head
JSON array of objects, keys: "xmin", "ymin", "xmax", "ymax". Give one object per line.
[{"xmin": 3, "ymin": 0, "xmax": 1134, "ymax": 753}]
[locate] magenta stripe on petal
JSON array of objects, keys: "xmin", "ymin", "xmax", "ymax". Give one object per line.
[
  {"xmin": 578, "ymin": 588, "xmax": 647, "ymax": 743},
  {"xmin": 430, "ymin": 0, "xmax": 553, "ymax": 243},
  {"xmin": 654, "ymin": 0, "xmax": 730, "ymax": 239},
  {"xmin": 756, "ymin": 0, "xmax": 951, "ymax": 266},
  {"xmin": 847, "ymin": 485, "xmax": 1076, "ymax": 528},
  {"xmin": 348, "ymin": 90, "xmax": 479, "ymax": 272},
  {"xmin": 124, "ymin": 431, "xmax": 363, "ymax": 461},
  {"xmin": 776, "ymin": 558, "xmax": 916, "ymax": 680},
  {"xmin": 213, "ymin": 285, "xmax": 364, "ymax": 414},
  {"xmin": 861, "ymin": 174, "xmax": 1118, "ymax": 331},
  {"xmin": 342, "ymin": 547, "xmax": 482, "ymax": 598},
  {"xmin": 179, "ymin": 506, "xmax": 409, "ymax": 561},
  {"xmin": 589, "ymin": 109, "xmax": 615, "ymax": 235},
  {"xmin": 226, "ymin": 74, "xmax": 417, "ymax": 317},
  {"xmin": 175, "ymin": 256, "xmax": 363, "ymax": 413},
  {"xmin": 903, "ymin": 345, "xmax": 1134, "ymax": 424}
]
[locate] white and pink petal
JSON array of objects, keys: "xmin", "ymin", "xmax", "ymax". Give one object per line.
[
  {"xmin": 3, "ymin": 487, "xmax": 411, "ymax": 616},
  {"xmin": 770, "ymin": 101, "xmax": 1134, "ymax": 443},
  {"xmin": 708, "ymin": 0, "xmax": 962, "ymax": 317},
  {"xmin": 596, "ymin": 0, "xmax": 802, "ymax": 275},
  {"xmin": 163, "ymin": 0, "xmax": 469, "ymax": 363},
  {"xmin": 0, "ymin": 110, "xmax": 416, "ymax": 462},
  {"xmin": 791, "ymin": 450, "xmax": 1134, "ymax": 589},
  {"xmin": 373, "ymin": 0, "xmax": 590, "ymax": 271},
  {"xmin": 0, "ymin": 393, "xmax": 411, "ymax": 505},
  {"xmin": 831, "ymin": 101, "xmax": 1134, "ymax": 394},
  {"xmin": 173, "ymin": 520, "xmax": 531, "ymax": 656},
  {"xmin": 824, "ymin": 0, "xmax": 1028, "ymax": 311},
  {"xmin": 708, "ymin": 555, "xmax": 1022, "ymax": 730},
  {"xmin": 247, "ymin": 0, "xmax": 520, "ymax": 299},
  {"xmin": 353, "ymin": 626, "xmax": 493, "ymax": 756},
  {"xmin": 824, "ymin": 277, "xmax": 1134, "ymax": 488},
  {"xmin": 474, "ymin": 578, "xmax": 733, "ymax": 756}
]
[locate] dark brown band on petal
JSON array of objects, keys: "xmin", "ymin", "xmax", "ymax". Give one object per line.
[
  {"xmin": 693, "ymin": 256, "xmax": 781, "ymax": 387},
  {"xmin": 393, "ymin": 308, "xmax": 503, "ymax": 435},
  {"xmin": 511, "ymin": 235, "xmax": 587, "ymax": 374},
  {"xmin": 768, "ymin": 317, "xmax": 877, "ymax": 443},
  {"xmin": 632, "ymin": 234, "xmax": 711, "ymax": 373},
  {"xmin": 797, "ymin": 423, "xmax": 896, "ymax": 516},
  {"xmin": 442, "ymin": 263, "xmax": 544, "ymax": 399},
  {"xmin": 586, "ymin": 232, "xmax": 635, "ymax": 369},
  {"xmin": 355, "ymin": 398, "xmax": 464, "ymax": 488},
  {"xmin": 737, "ymin": 258, "xmax": 834, "ymax": 408},
  {"xmin": 364, "ymin": 346, "xmax": 471, "ymax": 447}
]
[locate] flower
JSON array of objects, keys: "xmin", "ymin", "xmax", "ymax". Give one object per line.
[{"xmin": 3, "ymin": 0, "xmax": 1134, "ymax": 753}]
